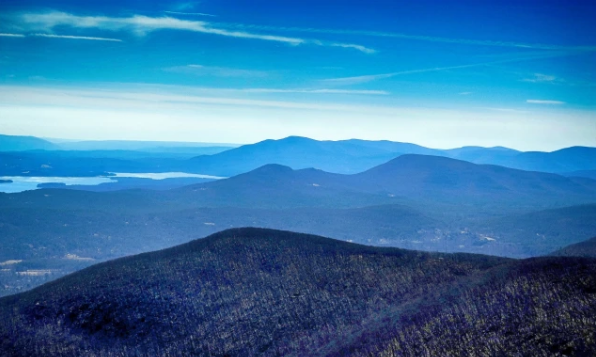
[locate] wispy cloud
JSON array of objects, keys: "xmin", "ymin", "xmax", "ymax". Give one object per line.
[
  {"xmin": 527, "ymin": 99, "xmax": 565, "ymax": 105},
  {"xmin": 0, "ymin": 32, "xmax": 121, "ymax": 42},
  {"xmin": 0, "ymin": 33, "xmax": 25, "ymax": 37},
  {"xmin": 237, "ymin": 88, "xmax": 389, "ymax": 95},
  {"xmin": 174, "ymin": 2, "xmax": 200, "ymax": 11},
  {"xmin": 521, "ymin": 73, "xmax": 563, "ymax": 84},
  {"xmin": 165, "ymin": 11, "xmax": 216, "ymax": 17},
  {"xmin": 224, "ymin": 23, "xmax": 596, "ymax": 51},
  {"xmin": 16, "ymin": 12, "xmax": 374, "ymax": 53},
  {"xmin": 322, "ymin": 63, "xmax": 488, "ymax": 86},
  {"xmin": 322, "ymin": 51, "xmax": 592, "ymax": 86},
  {"xmin": 481, "ymin": 107, "xmax": 528, "ymax": 113},
  {"xmin": 31, "ymin": 33, "xmax": 122, "ymax": 42},
  {"xmin": 459, "ymin": 92, "xmax": 473, "ymax": 95},
  {"xmin": 329, "ymin": 43, "xmax": 376, "ymax": 54},
  {"xmin": 165, "ymin": 64, "xmax": 268, "ymax": 77}
]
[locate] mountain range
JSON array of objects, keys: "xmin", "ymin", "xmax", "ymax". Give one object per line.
[
  {"xmin": 2, "ymin": 154, "xmax": 596, "ymax": 296},
  {"xmin": 1, "ymin": 133, "xmax": 596, "ymax": 299},
  {"xmin": 187, "ymin": 136, "xmax": 596, "ymax": 176},
  {"xmin": 2, "ymin": 134, "xmax": 596, "ymax": 177}
]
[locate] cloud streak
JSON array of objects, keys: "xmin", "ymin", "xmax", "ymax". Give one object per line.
[
  {"xmin": 0, "ymin": 33, "xmax": 25, "ymax": 37},
  {"xmin": 236, "ymin": 88, "xmax": 389, "ymax": 95},
  {"xmin": 322, "ymin": 51, "xmax": 593, "ymax": 85},
  {"xmin": 165, "ymin": 64, "xmax": 268, "ymax": 77},
  {"xmin": 31, "ymin": 33, "xmax": 122, "ymax": 42},
  {"xmin": 329, "ymin": 43, "xmax": 376, "ymax": 54},
  {"xmin": 165, "ymin": 11, "xmax": 216, "ymax": 17},
  {"xmin": 322, "ymin": 63, "xmax": 492, "ymax": 86},
  {"xmin": 527, "ymin": 99, "xmax": 565, "ymax": 105},
  {"xmin": 521, "ymin": 73, "xmax": 567, "ymax": 85},
  {"xmin": 224, "ymin": 23, "xmax": 596, "ymax": 51},
  {"xmin": 16, "ymin": 12, "xmax": 374, "ymax": 53}
]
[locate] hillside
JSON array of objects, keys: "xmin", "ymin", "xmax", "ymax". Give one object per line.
[
  {"xmin": 489, "ymin": 146, "xmax": 596, "ymax": 173},
  {"xmin": 551, "ymin": 236, "xmax": 596, "ymax": 258},
  {"xmin": 1, "ymin": 228, "xmax": 594, "ymax": 356},
  {"xmin": 55, "ymin": 139, "xmax": 237, "ymax": 151},
  {"xmin": 564, "ymin": 170, "xmax": 596, "ymax": 180},
  {"xmin": 187, "ymin": 138, "xmax": 596, "ymax": 176},
  {"xmin": 180, "ymin": 155, "xmax": 596, "ymax": 210},
  {"xmin": 3, "ymin": 202, "xmax": 596, "ymax": 296},
  {"xmin": 445, "ymin": 146, "xmax": 596, "ymax": 173},
  {"xmin": 187, "ymin": 136, "xmax": 416, "ymax": 175},
  {"xmin": 0, "ymin": 134, "xmax": 59, "ymax": 152},
  {"xmin": 352, "ymin": 154, "xmax": 596, "ymax": 204},
  {"xmin": 474, "ymin": 204, "xmax": 596, "ymax": 257},
  {"xmin": 174, "ymin": 164, "xmax": 397, "ymax": 209}
]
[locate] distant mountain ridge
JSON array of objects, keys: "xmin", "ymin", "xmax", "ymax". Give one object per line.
[
  {"xmin": 0, "ymin": 134, "xmax": 59, "ymax": 151},
  {"xmin": 176, "ymin": 154, "xmax": 596, "ymax": 210},
  {"xmin": 188, "ymin": 136, "xmax": 596, "ymax": 175},
  {"xmin": 1, "ymin": 134, "xmax": 595, "ymax": 177},
  {"xmin": 55, "ymin": 139, "xmax": 238, "ymax": 151}
]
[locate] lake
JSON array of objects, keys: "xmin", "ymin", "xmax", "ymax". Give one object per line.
[{"xmin": 0, "ymin": 172, "xmax": 225, "ymax": 193}]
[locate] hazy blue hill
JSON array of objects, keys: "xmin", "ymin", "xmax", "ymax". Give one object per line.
[
  {"xmin": 187, "ymin": 136, "xmax": 411, "ymax": 175},
  {"xmin": 0, "ymin": 188, "xmax": 172, "ymax": 213},
  {"xmin": 474, "ymin": 204, "xmax": 596, "ymax": 257},
  {"xmin": 564, "ymin": 169, "xmax": 596, "ymax": 180},
  {"xmin": 444, "ymin": 145, "xmax": 520, "ymax": 163},
  {"xmin": 4, "ymin": 135, "xmax": 594, "ymax": 179},
  {"xmin": 477, "ymin": 146, "xmax": 596, "ymax": 173},
  {"xmin": 0, "ymin": 134, "xmax": 236, "ymax": 177},
  {"xmin": 0, "ymin": 150, "xmax": 225, "ymax": 177},
  {"xmin": 550, "ymin": 236, "xmax": 596, "ymax": 258},
  {"xmin": 341, "ymin": 138, "xmax": 441, "ymax": 155},
  {"xmin": 0, "ymin": 151, "xmax": 153, "ymax": 176},
  {"xmin": 55, "ymin": 139, "xmax": 238, "ymax": 151},
  {"xmin": 178, "ymin": 155, "xmax": 596, "ymax": 210},
  {"xmin": 3, "ymin": 134, "xmax": 594, "ymax": 178},
  {"xmin": 349, "ymin": 154, "xmax": 596, "ymax": 207},
  {"xmin": 186, "ymin": 136, "xmax": 596, "ymax": 176},
  {"xmin": 174, "ymin": 163, "xmax": 397, "ymax": 209},
  {"xmin": 0, "ymin": 228, "xmax": 594, "ymax": 356},
  {"xmin": 45, "ymin": 148, "xmax": 233, "ymax": 160},
  {"xmin": 0, "ymin": 134, "xmax": 59, "ymax": 152}
]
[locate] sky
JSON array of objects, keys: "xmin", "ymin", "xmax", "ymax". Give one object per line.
[{"xmin": 0, "ymin": 0, "xmax": 595, "ymax": 151}]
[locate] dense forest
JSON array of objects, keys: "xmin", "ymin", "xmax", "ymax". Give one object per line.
[{"xmin": 1, "ymin": 228, "xmax": 594, "ymax": 356}]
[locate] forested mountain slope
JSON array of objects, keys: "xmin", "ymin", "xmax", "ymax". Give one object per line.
[{"xmin": 0, "ymin": 228, "xmax": 594, "ymax": 356}]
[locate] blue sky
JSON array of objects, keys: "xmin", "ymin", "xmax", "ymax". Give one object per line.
[{"xmin": 0, "ymin": 0, "xmax": 595, "ymax": 150}]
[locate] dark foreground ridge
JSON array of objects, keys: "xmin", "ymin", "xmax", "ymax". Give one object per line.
[{"xmin": 1, "ymin": 228, "xmax": 595, "ymax": 356}]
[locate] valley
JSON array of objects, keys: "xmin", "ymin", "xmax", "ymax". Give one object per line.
[{"xmin": 1, "ymin": 138, "xmax": 596, "ymax": 296}]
